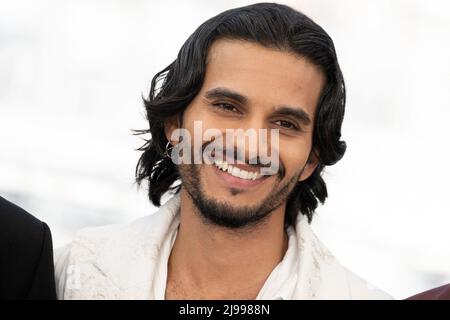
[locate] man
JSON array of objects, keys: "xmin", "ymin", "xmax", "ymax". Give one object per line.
[
  {"xmin": 0, "ymin": 196, "xmax": 56, "ymax": 299},
  {"xmin": 55, "ymin": 3, "xmax": 392, "ymax": 299}
]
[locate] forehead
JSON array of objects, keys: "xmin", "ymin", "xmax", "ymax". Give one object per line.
[{"xmin": 202, "ymin": 39, "xmax": 325, "ymax": 117}]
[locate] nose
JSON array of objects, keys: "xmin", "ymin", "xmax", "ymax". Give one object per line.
[{"xmin": 222, "ymin": 116, "xmax": 276, "ymax": 166}]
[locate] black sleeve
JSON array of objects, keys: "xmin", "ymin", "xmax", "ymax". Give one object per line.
[
  {"xmin": 0, "ymin": 196, "xmax": 57, "ymax": 300},
  {"xmin": 26, "ymin": 222, "xmax": 57, "ymax": 300}
]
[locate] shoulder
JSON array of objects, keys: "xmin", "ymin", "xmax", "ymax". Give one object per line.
[
  {"xmin": 53, "ymin": 204, "xmax": 178, "ymax": 299},
  {"xmin": 343, "ymin": 268, "xmax": 394, "ymax": 300},
  {"xmin": 297, "ymin": 217, "xmax": 393, "ymax": 300},
  {"xmin": 54, "ymin": 221, "xmax": 131, "ymax": 299},
  {"xmin": 56, "ymin": 211, "xmax": 168, "ymax": 263},
  {"xmin": 53, "ymin": 219, "xmax": 139, "ymax": 299},
  {"xmin": 58, "ymin": 194, "xmax": 180, "ymax": 261},
  {"xmin": 0, "ymin": 196, "xmax": 47, "ymax": 245},
  {"xmin": 0, "ymin": 196, "xmax": 55, "ymax": 299}
]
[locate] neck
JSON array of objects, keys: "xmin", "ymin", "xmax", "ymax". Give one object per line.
[{"xmin": 166, "ymin": 188, "xmax": 289, "ymax": 299}]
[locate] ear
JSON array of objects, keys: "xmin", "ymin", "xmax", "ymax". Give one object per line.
[
  {"xmin": 298, "ymin": 148, "xmax": 320, "ymax": 182},
  {"xmin": 164, "ymin": 115, "xmax": 181, "ymax": 144}
]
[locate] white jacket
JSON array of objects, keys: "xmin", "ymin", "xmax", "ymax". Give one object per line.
[{"xmin": 54, "ymin": 193, "xmax": 393, "ymax": 300}]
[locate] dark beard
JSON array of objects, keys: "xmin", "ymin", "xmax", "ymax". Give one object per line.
[{"xmin": 178, "ymin": 162, "xmax": 302, "ymax": 230}]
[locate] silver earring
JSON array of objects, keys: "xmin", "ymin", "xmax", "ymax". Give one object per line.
[{"xmin": 164, "ymin": 141, "xmax": 173, "ymax": 158}]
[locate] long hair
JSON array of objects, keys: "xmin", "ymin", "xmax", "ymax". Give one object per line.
[{"xmin": 135, "ymin": 2, "xmax": 346, "ymax": 225}]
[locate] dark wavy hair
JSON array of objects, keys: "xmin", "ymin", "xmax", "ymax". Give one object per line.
[{"xmin": 135, "ymin": 2, "xmax": 346, "ymax": 225}]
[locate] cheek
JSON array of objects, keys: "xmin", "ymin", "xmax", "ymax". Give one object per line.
[
  {"xmin": 280, "ymin": 143, "xmax": 312, "ymax": 176},
  {"xmin": 182, "ymin": 104, "xmax": 219, "ymax": 136}
]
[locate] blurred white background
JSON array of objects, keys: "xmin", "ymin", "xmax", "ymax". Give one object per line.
[{"xmin": 1, "ymin": 0, "xmax": 449, "ymax": 299}]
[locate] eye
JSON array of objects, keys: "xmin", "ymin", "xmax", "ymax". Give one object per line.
[
  {"xmin": 212, "ymin": 102, "xmax": 240, "ymax": 113},
  {"xmin": 274, "ymin": 120, "xmax": 299, "ymax": 130}
]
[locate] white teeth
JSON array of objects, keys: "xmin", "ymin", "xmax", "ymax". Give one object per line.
[
  {"xmin": 213, "ymin": 159, "xmax": 263, "ymax": 181},
  {"xmin": 231, "ymin": 167, "xmax": 240, "ymax": 177}
]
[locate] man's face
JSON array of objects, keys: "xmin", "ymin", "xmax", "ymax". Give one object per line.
[{"xmin": 166, "ymin": 39, "xmax": 325, "ymax": 228}]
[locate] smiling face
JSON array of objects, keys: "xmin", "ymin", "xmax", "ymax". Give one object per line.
[{"xmin": 165, "ymin": 39, "xmax": 325, "ymax": 228}]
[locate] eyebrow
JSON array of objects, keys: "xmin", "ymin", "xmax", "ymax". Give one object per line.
[
  {"xmin": 204, "ymin": 86, "xmax": 312, "ymax": 125},
  {"xmin": 205, "ymin": 87, "xmax": 248, "ymax": 105},
  {"xmin": 273, "ymin": 106, "xmax": 311, "ymax": 125}
]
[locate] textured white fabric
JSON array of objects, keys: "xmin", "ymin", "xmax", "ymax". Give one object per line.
[{"xmin": 54, "ymin": 193, "xmax": 393, "ymax": 300}]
